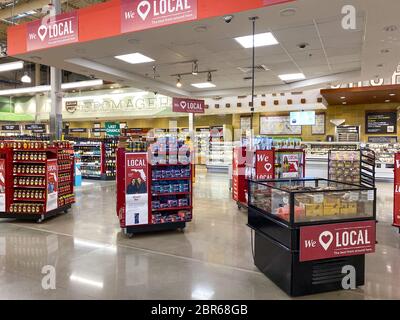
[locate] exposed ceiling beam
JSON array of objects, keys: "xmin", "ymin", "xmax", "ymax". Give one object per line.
[{"xmin": 0, "ymin": 0, "xmax": 69, "ymax": 20}]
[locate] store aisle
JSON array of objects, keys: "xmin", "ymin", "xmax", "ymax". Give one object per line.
[{"xmin": 0, "ymin": 172, "xmax": 399, "ymax": 299}]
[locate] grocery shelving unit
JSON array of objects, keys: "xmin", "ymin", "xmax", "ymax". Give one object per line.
[
  {"xmin": 104, "ymin": 137, "xmax": 118, "ymax": 180},
  {"xmin": 116, "ymin": 146, "xmax": 193, "ymax": 237},
  {"xmin": 366, "ymin": 143, "xmax": 400, "ymax": 180},
  {"xmin": 73, "ymin": 140, "xmax": 105, "ymax": 180},
  {"xmin": 0, "ymin": 141, "xmax": 75, "ymax": 222}
]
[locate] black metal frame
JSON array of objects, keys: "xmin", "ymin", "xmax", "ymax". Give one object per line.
[
  {"xmin": 125, "ymin": 221, "xmax": 186, "ymax": 236},
  {"xmin": 0, "ymin": 204, "xmax": 72, "ymax": 223}
]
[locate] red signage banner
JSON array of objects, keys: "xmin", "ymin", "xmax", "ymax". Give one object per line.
[
  {"xmin": 0, "ymin": 159, "xmax": 5, "ymax": 212},
  {"xmin": 394, "ymin": 153, "xmax": 400, "ymax": 227},
  {"xmin": 172, "ymin": 97, "xmax": 205, "ymax": 114},
  {"xmin": 300, "ymin": 220, "xmax": 376, "ymax": 262},
  {"xmin": 121, "ymin": 0, "xmax": 198, "ymax": 33},
  {"xmin": 46, "ymin": 159, "xmax": 59, "ymax": 212},
  {"xmin": 125, "ymin": 153, "xmax": 149, "ymax": 226},
  {"xmin": 255, "ymin": 150, "xmax": 274, "ymax": 180},
  {"xmin": 27, "ymin": 11, "xmax": 79, "ymax": 51}
]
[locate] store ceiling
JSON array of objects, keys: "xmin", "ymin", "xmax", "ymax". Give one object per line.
[
  {"xmin": 321, "ymin": 84, "xmax": 400, "ymax": 105},
  {"xmin": 6, "ymin": 0, "xmax": 400, "ymax": 98}
]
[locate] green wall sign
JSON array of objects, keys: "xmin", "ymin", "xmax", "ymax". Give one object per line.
[{"xmin": 105, "ymin": 122, "xmax": 120, "ymax": 137}]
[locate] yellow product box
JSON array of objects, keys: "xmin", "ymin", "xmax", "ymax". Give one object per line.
[
  {"xmin": 304, "ymin": 203, "xmax": 324, "ymax": 217},
  {"xmin": 340, "ymin": 202, "xmax": 358, "ymax": 215},
  {"xmin": 323, "ymin": 195, "xmax": 341, "ymax": 216}
]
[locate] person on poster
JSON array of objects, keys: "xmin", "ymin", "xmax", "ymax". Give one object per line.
[{"xmin": 127, "ymin": 170, "xmax": 147, "ymax": 194}]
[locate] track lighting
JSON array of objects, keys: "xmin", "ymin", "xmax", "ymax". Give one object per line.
[
  {"xmin": 207, "ymin": 72, "xmax": 212, "ymax": 82},
  {"xmin": 176, "ymin": 75, "xmax": 182, "ymax": 88},
  {"xmin": 192, "ymin": 61, "xmax": 199, "ymax": 76}
]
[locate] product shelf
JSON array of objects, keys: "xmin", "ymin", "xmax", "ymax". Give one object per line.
[
  {"xmin": 13, "ymin": 173, "xmax": 45, "ymax": 177},
  {"xmin": 13, "ymin": 160, "xmax": 47, "ymax": 164},
  {"xmin": 152, "ymin": 192, "xmax": 190, "ymax": 197},
  {"xmin": 152, "ymin": 206, "xmax": 192, "ymax": 212},
  {"xmin": 152, "ymin": 177, "xmax": 190, "ymax": 181},
  {"xmin": 14, "ymin": 185, "xmax": 46, "ymax": 189},
  {"xmin": 13, "ymin": 198, "xmax": 46, "ymax": 202}
]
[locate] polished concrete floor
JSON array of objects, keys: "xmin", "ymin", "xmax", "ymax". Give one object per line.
[{"xmin": 0, "ymin": 169, "xmax": 399, "ymax": 300}]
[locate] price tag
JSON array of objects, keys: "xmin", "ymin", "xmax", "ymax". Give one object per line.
[
  {"xmin": 349, "ymin": 192, "xmax": 359, "ymax": 201},
  {"xmin": 314, "ymin": 194, "xmax": 324, "ymax": 203},
  {"xmin": 367, "ymin": 190, "xmax": 375, "ymax": 201}
]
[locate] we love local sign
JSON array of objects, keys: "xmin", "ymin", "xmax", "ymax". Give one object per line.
[
  {"xmin": 172, "ymin": 97, "xmax": 205, "ymax": 114},
  {"xmin": 27, "ymin": 11, "xmax": 79, "ymax": 51},
  {"xmin": 121, "ymin": 0, "xmax": 197, "ymax": 33},
  {"xmin": 299, "ymin": 220, "xmax": 376, "ymax": 262}
]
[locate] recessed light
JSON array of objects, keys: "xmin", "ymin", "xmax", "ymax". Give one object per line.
[
  {"xmin": 389, "ymin": 93, "xmax": 396, "ymax": 97},
  {"xmin": 191, "ymin": 82, "xmax": 216, "ymax": 88},
  {"xmin": 377, "ymin": 64, "xmax": 384, "ymax": 68},
  {"xmin": 385, "ymin": 99, "xmax": 391, "ymax": 102},
  {"xmin": 194, "ymin": 25, "xmax": 208, "ymax": 33},
  {"xmin": 115, "ymin": 53, "xmax": 154, "ymax": 64},
  {"xmin": 381, "ymin": 49, "xmax": 390, "ymax": 54},
  {"xmin": 278, "ymin": 73, "xmax": 305, "ymax": 81},
  {"xmin": 342, "ymin": 102, "xmax": 347, "ymax": 105},
  {"xmin": 340, "ymin": 96, "xmax": 346, "ymax": 99},
  {"xmin": 280, "ymin": 8, "xmax": 297, "ymax": 17},
  {"xmin": 234, "ymin": 32, "xmax": 279, "ymax": 48},
  {"xmin": 0, "ymin": 61, "xmax": 24, "ymax": 72}
]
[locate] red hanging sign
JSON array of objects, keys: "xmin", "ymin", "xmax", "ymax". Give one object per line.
[
  {"xmin": 394, "ymin": 153, "xmax": 400, "ymax": 227},
  {"xmin": 172, "ymin": 97, "xmax": 205, "ymax": 114},
  {"xmin": 121, "ymin": 0, "xmax": 198, "ymax": 33},
  {"xmin": 27, "ymin": 11, "xmax": 79, "ymax": 51},
  {"xmin": 255, "ymin": 150, "xmax": 274, "ymax": 180},
  {"xmin": 300, "ymin": 220, "xmax": 376, "ymax": 262}
]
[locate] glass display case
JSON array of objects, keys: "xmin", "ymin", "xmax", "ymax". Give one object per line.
[{"xmin": 248, "ymin": 178, "xmax": 375, "ymax": 225}]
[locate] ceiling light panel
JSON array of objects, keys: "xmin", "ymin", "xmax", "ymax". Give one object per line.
[
  {"xmin": 191, "ymin": 82, "xmax": 216, "ymax": 88},
  {"xmin": 278, "ymin": 73, "xmax": 306, "ymax": 81},
  {"xmin": 234, "ymin": 32, "xmax": 279, "ymax": 48},
  {"xmin": 115, "ymin": 53, "xmax": 155, "ymax": 64},
  {"xmin": 0, "ymin": 61, "xmax": 24, "ymax": 72}
]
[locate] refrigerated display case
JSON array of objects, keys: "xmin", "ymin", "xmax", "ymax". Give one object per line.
[
  {"xmin": 365, "ymin": 143, "xmax": 400, "ymax": 180},
  {"xmin": 247, "ymin": 178, "xmax": 377, "ymax": 296}
]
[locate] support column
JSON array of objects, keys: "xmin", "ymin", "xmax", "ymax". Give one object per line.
[
  {"xmin": 49, "ymin": 0, "xmax": 62, "ymax": 140},
  {"xmin": 188, "ymin": 113, "xmax": 194, "ymax": 142},
  {"xmin": 35, "ymin": 64, "xmax": 41, "ymax": 124}
]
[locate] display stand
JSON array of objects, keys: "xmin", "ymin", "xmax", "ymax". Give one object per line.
[
  {"xmin": 393, "ymin": 153, "xmax": 400, "ymax": 230},
  {"xmin": 232, "ymin": 146, "xmax": 247, "ymax": 209},
  {"xmin": 0, "ymin": 141, "xmax": 75, "ymax": 223},
  {"xmin": 328, "ymin": 148, "xmax": 376, "ymax": 188},
  {"xmin": 116, "ymin": 147, "xmax": 193, "ymax": 237},
  {"xmin": 248, "ymin": 178, "xmax": 377, "ymax": 296}
]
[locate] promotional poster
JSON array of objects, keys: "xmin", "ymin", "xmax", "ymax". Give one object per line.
[
  {"xmin": 125, "ymin": 153, "xmax": 149, "ymax": 226},
  {"xmin": 46, "ymin": 159, "xmax": 59, "ymax": 212},
  {"xmin": 0, "ymin": 159, "xmax": 5, "ymax": 212},
  {"xmin": 394, "ymin": 153, "xmax": 400, "ymax": 227},
  {"xmin": 255, "ymin": 150, "xmax": 274, "ymax": 180}
]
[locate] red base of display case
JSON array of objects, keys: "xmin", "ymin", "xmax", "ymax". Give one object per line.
[{"xmin": 0, "ymin": 204, "xmax": 72, "ymax": 223}]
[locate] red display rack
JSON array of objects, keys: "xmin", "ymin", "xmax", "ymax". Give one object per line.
[
  {"xmin": 394, "ymin": 153, "xmax": 400, "ymax": 230},
  {"xmin": 0, "ymin": 141, "xmax": 75, "ymax": 223},
  {"xmin": 232, "ymin": 146, "xmax": 247, "ymax": 209},
  {"xmin": 117, "ymin": 148, "xmax": 193, "ymax": 237}
]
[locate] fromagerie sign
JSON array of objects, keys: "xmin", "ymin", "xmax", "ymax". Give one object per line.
[
  {"xmin": 27, "ymin": 11, "xmax": 79, "ymax": 51},
  {"xmin": 121, "ymin": 0, "xmax": 197, "ymax": 33}
]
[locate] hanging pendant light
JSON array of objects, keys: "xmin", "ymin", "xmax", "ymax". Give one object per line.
[{"xmin": 21, "ymin": 72, "xmax": 32, "ymax": 84}]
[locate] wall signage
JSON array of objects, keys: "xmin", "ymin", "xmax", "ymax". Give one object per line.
[
  {"xmin": 27, "ymin": 11, "xmax": 79, "ymax": 51},
  {"xmin": 366, "ymin": 111, "xmax": 397, "ymax": 134},
  {"xmin": 105, "ymin": 122, "xmax": 121, "ymax": 136},
  {"xmin": 260, "ymin": 116, "xmax": 302, "ymax": 135},
  {"xmin": 300, "ymin": 220, "xmax": 376, "ymax": 262},
  {"xmin": 69, "ymin": 128, "xmax": 87, "ymax": 133},
  {"xmin": 394, "ymin": 153, "xmax": 400, "ymax": 228},
  {"xmin": 368, "ymin": 136, "xmax": 398, "ymax": 144},
  {"xmin": 1, "ymin": 125, "xmax": 20, "ymax": 131},
  {"xmin": 65, "ymin": 101, "xmax": 78, "ymax": 113},
  {"xmin": 125, "ymin": 153, "xmax": 149, "ymax": 226},
  {"xmin": 121, "ymin": 0, "xmax": 198, "ymax": 33},
  {"xmin": 25, "ymin": 124, "xmax": 46, "ymax": 131},
  {"xmin": 172, "ymin": 97, "xmax": 205, "ymax": 114}
]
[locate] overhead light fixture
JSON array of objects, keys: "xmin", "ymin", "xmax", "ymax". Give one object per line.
[
  {"xmin": 340, "ymin": 96, "xmax": 346, "ymax": 99},
  {"xmin": 385, "ymin": 99, "xmax": 391, "ymax": 102},
  {"xmin": 342, "ymin": 102, "xmax": 347, "ymax": 105},
  {"xmin": 234, "ymin": 32, "xmax": 279, "ymax": 48},
  {"xmin": 280, "ymin": 7, "xmax": 297, "ymax": 17},
  {"xmin": 0, "ymin": 61, "xmax": 24, "ymax": 72},
  {"xmin": 61, "ymin": 79, "xmax": 103, "ymax": 90},
  {"xmin": 191, "ymin": 82, "xmax": 216, "ymax": 89},
  {"xmin": 278, "ymin": 73, "xmax": 305, "ymax": 81},
  {"xmin": 0, "ymin": 85, "xmax": 51, "ymax": 96},
  {"xmin": 21, "ymin": 72, "xmax": 32, "ymax": 84},
  {"xmin": 115, "ymin": 53, "xmax": 155, "ymax": 64},
  {"xmin": 389, "ymin": 93, "xmax": 396, "ymax": 96},
  {"xmin": 207, "ymin": 72, "xmax": 212, "ymax": 82},
  {"xmin": 176, "ymin": 75, "xmax": 182, "ymax": 88},
  {"xmin": 192, "ymin": 61, "xmax": 199, "ymax": 76}
]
